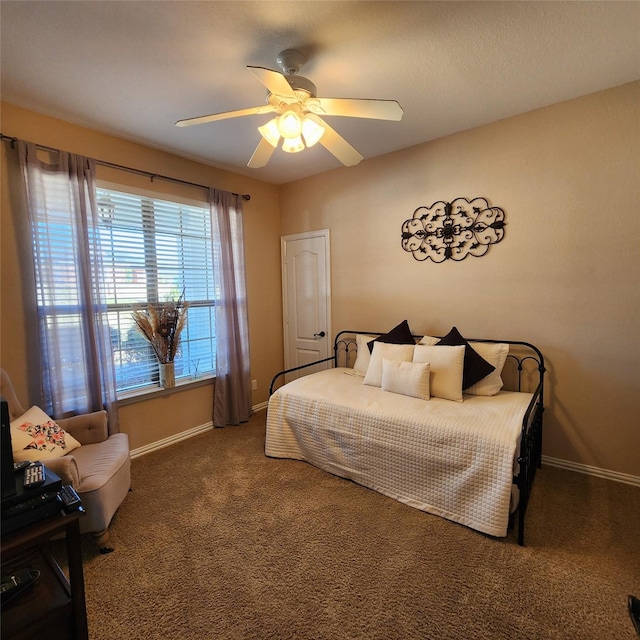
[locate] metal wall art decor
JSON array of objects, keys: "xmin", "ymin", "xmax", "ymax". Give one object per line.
[{"xmin": 401, "ymin": 197, "xmax": 506, "ymax": 262}]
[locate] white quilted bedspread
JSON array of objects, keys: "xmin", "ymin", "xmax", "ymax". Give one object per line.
[{"xmin": 265, "ymin": 368, "xmax": 533, "ymax": 537}]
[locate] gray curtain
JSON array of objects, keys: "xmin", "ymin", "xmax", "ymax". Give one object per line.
[
  {"xmin": 18, "ymin": 141, "xmax": 119, "ymax": 432},
  {"xmin": 210, "ymin": 188, "xmax": 252, "ymax": 427}
]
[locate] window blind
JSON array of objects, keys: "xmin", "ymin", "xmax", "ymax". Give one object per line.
[{"xmin": 96, "ymin": 187, "xmax": 216, "ymax": 392}]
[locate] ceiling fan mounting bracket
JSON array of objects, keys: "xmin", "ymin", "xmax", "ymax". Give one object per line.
[
  {"xmin": 276, "ymin": 49, "xmax": 306, "ymax": 75},
  {"xmin": 275, "ymin": 49, "xmax": 317, "ymax": 97}
]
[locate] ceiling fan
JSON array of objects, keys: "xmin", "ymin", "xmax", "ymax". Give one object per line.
[{"xmin": 175, "ymin": 49, "xmax": 403, "ymax": 169}]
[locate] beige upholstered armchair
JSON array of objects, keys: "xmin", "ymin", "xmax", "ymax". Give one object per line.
[{"xmin": 1, "ymin": 368, "xmax": 131, "ymax": 551}]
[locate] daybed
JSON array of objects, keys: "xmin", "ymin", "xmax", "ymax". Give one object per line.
[{"xmin": 266, "ymin": 326, "xmax": 545, "ymax": 546}]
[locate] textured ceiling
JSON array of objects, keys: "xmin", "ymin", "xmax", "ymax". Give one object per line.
[{"xmin": 1, "ymin": 1, "xmax": 639, "ymax": 185}]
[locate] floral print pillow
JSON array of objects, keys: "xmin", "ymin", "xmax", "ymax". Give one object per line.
[{"xmin": 10, "ymin": 406, "xmax": 81, "ymax": 462}]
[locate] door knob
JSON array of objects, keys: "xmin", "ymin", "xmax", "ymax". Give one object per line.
[{"xmin": 314, "ymin": 331, "xmax": 326, "ymax": 339}]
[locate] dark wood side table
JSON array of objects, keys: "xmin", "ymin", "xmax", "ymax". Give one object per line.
[{"xmin": 1, "ymin": 510, "xmax": 88, "ymax": 640}]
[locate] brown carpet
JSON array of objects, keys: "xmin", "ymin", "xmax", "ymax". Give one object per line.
[{"xmin": 68, "ymin": 411, "xmax": 639, "ymax": 639}]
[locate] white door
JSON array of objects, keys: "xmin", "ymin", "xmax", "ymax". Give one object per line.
[{"xmin": 281, "ymin": 230, "xmax": 331, "ymax": 381}]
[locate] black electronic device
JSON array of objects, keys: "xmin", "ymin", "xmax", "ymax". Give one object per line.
[
  {"xmin": 58, "ymin": 485, "xmax": 82, "ymax": 513},
  {"xmin": 1, "ymin": 568, "xmax": 41, "ymax": 607},
  {"xmin": 23, "ymin": 462, "xmax": 45, "ymax": 490},
  {"xmin": 1, "ymin": 466, "xmax": 64, "ymax": 534},
  {"xmin": 2, "ymin": 466, "xmax": 62, "ymax": 512},
  {"xmin": 2, "ymin": 490, "xmax": 59, "ymax": 518},
  {"xmin": 1, "ymin": 397, "xmax": 16, "ymax": 499},
  {"xmin": 1, "ymin": 488, "xmax": 62, "ymax": 535}
]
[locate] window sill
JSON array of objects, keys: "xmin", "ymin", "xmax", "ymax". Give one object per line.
[{"xmin": 116, "ymin": 374, "xmax": 214, "ymax": 406}]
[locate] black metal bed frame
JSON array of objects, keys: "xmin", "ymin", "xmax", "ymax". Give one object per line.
[{"xmin": 269, "ymin": 330, "xmax": 545, "ymax": 546}]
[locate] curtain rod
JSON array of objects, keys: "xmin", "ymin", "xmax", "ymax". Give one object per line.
[{"xmin": 0, "ymin": 133, "xmax": 251, "ymax": 201}]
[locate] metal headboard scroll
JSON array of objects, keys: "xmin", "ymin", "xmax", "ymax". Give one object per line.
[{"xmin": 401, "ymin": 197, "xmax": 506, "ymax": 262}]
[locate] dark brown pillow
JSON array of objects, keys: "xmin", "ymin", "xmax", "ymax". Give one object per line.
[
  {"xmin": 367, "ymin": 320, "xmax": 415, "ymax": 353},
  {"xmin": 437, "ymin": 326, "xmax": 495, "ymax": 389}
]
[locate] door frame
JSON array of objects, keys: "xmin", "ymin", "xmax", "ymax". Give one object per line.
[{"xmin": 281, "ymin": 229, "xmax": 332, "ymax": 372}]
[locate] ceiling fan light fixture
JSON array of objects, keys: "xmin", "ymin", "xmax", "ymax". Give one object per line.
[
  {"xmin": 277, "ymin": 110, "xmax": 303, "ymax": 139},
  {"xmin": 282, "ymin": 135, "xmax": 305, "ymax": 153},
  {"xmin": 301, "ymin": 116, "xmax": 325, "ymax": 147},
  {"xmin": 258, "ymin": 118, "xmax": 281, "ymax": 147}
]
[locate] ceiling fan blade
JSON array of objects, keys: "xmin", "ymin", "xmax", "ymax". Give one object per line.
[
  {"xmin": 247, "ymin": 138, "xmax": 276, "ymax": 169},
  {"xmin": 175, "ymin": 104, "xmax": 277, "ymax": 127},
  {"xmin": 310, "ymin": 98, "xmax": 403, "ymax": 121},
  {"xmin": 248, "ymin": 66, "xmax": 297, "ymax": 99},
  {"xmin": 307, "ymin": 114, "xmax": 363, "ymax": 167}
]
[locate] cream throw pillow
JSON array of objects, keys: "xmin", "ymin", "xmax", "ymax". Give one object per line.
[
  {"xmin": 352, "ymin": 334, "xmax": 376, "ymax": 375},
  {"xmin": 465, "ymin": 342, "xmax": 509, "ymax": 396},
  {"xmin": 10, "ymin": 405, "xmax": 82, "ymax": 462},
  {"xmin": 363, "ymin": 342, "xmax": 415, "ymax": 388},
  {"xmin": 412, "ymin": 344, "xmax": 466, "ymax": 402},
  {"xmin": 381, "ymin": 359, "xmax": 430, "ymax": 400}
]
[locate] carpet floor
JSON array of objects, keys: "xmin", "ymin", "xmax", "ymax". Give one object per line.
[{"xmin": 67, "ymin": 411, "xmax": 639, "ymax": 639}]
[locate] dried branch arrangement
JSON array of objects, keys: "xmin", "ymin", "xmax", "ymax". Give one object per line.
[{"xmin": 131, "ymin": 291, "xmax": 189, "ymax": 364}]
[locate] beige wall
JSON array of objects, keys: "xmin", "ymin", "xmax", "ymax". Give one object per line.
[
  {"xmin": 280, "ymin": 81, "xmax": 640, "ymax": 477},
  {"xmin": 1, "ymin": 103, "xmax": 283, "ymax": 451},
  {"xmin": 3, "ymin": 82, "xmax": 639, "ymax": 475}
]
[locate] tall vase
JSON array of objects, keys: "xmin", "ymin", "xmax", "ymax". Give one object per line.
[{"xmin": 159, "ymin": 361, "xmax": 175, "ymax": 389}]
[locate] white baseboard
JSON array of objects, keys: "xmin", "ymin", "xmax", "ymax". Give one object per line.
[
  {"xmin": 129, "ymin": 402, "xmax": 268, "ymax": 459},
  {"xmin": 542, "ymin": 455, "xmax": 640, "ymax": 487},
  {"xmin": 130, "ymin": 422, "xmax": 213, "ymax": 459}
]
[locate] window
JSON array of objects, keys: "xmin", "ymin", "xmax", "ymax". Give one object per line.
[{"xmin": 96, "ymin": 187, "xmax": 216, "ymax": 393}]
